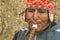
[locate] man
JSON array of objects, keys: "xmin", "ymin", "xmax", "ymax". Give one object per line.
[{"xmin": 13, "ymin": 0, "xmax": 60, "ymax": 40}]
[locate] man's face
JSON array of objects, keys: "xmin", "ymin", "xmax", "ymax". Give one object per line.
[{"xmin": 25, "ymin": 8, "xmax": 50, "ymax": 32}]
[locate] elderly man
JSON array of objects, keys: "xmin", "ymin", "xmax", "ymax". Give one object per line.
[{"xmin": 13, "ymin": 0, "xmax": 60, "ymax": 40}]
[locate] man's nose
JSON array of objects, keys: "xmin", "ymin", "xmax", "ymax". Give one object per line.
[{"xmin": 33, "ymin": 10, "xmax": 39, "ymax": 20}]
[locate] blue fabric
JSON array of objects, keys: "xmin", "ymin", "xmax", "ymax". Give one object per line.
[{"xmin": 13, "ymin": 23, "xmax": 60, "ymax": 40}]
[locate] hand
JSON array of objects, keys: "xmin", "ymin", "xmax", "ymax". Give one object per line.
[{"xmin": 28, "ymin": 28, "xmax": 36, "ymax": 40}]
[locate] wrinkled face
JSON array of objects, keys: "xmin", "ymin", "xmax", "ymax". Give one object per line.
[{"xmin": 25, "ymin": 8, "xmax": 50, "ymax": 32}]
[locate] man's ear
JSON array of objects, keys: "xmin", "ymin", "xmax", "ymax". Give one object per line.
[{"xmin": 49, "ymin": 13, "xmax": 54, "ymax": 22}]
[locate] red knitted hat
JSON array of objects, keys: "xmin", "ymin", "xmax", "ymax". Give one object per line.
[{"xmin": 26, "ymin": 0, "xmax": 55, "ymax": 13}]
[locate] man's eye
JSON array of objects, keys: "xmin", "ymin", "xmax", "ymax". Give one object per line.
[
  {"xmin": 38, "ymin": 11, "xmax": 46, "ymax": 13},
  {"xmin": 27, "ymin": 8, "xmax": 35, "ymax": 12},
  {"xmin": 38, "ymin": 9, "xmax": 47, "ymax": 13}
]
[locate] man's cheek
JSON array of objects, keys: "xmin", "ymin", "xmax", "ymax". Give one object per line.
[{"xmin": 40, "ymin": 17, "xmax": 48, "ymax": 21}]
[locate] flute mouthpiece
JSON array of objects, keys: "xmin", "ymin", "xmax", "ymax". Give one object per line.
[{"xmin": 32, "ymin": 24, "xmax": 37, "ymax": 28}]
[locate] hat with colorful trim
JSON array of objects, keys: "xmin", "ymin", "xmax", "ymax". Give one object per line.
[{"xmin": 26, "ymin": 0, "xmax": 55, "ymax": 13}]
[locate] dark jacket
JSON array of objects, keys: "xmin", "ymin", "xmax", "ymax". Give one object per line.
[{"xmin": 13, "ymin": 23, "xmax": 60, "ymax": 40}]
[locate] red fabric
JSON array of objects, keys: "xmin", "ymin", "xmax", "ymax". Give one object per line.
[{"xmin": 26, "ymin": 0, "xmax": 54, "ymax": 11}]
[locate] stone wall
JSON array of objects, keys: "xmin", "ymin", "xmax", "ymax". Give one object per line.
[{"xmin": 0, "ymin": 0, "xmax": 60, "ymax": 40}]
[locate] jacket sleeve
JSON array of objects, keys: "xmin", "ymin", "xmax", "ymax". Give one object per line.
[
  {"xmin": 13, "ymin": 30, "xmax": 24, "ymax": 40},
  {"xmin": 53, "ymin": 31, "xmax": 60, "ymax": 40},
  {"xmin": 47, "ymin": 24, "xmax": 60, "ymax": 40},
  {"xmin": 13, "ymin": 27, "xmax": 29, "ymax": 40},
  {"xmin": 13, "ymin": 30, "xmax": 29, "ymax": 40},
  {"xmin": 52, "ymin": 24, "xmax": 60, "ymax": 40},
  {"xmin": 13, "ymin": 31, "xmax": 19, "ymax": 40}
]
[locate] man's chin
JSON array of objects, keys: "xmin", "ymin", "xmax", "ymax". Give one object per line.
[{"xmin": 36, "ymin": 29, "xmax": 44, "ymax": 33}]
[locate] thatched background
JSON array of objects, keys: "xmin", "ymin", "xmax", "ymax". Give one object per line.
[{"xmin": 0, "ymin": 0, "xmax": 60, "ymax": 40}]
